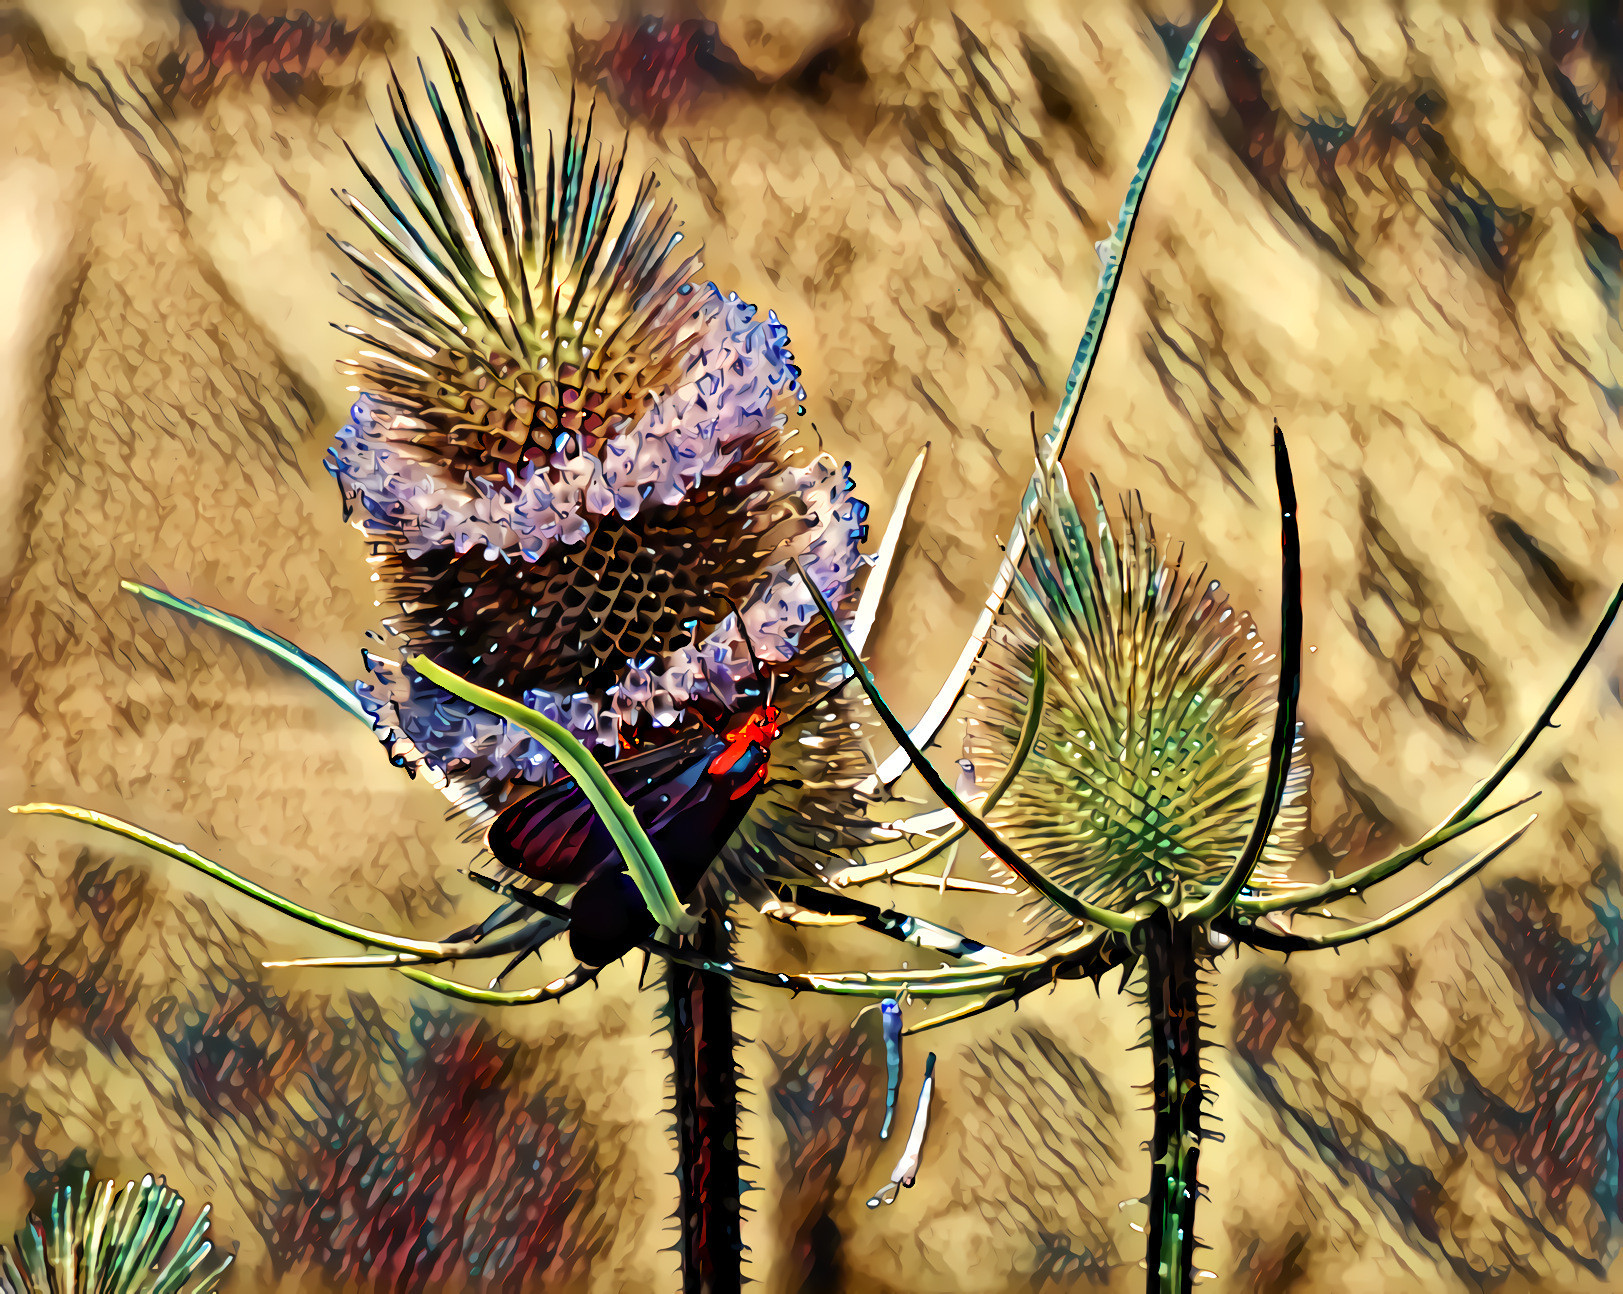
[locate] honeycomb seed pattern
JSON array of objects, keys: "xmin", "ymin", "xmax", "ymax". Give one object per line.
[{"xmin": 379, "ymin": 435, "xmax": 811, "ymax": 706}]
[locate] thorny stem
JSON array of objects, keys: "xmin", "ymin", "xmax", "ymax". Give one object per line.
[
  {"xmin": 1141, "ymin": 911, "xmax": 1203, "ymax": 1294},
  {"xmin": 669, "ymin": 908, "xmax": 744, "ymax": 1294}
]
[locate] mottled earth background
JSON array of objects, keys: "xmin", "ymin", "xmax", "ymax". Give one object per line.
[{"xmin": 2, "ymin": 1, "xmax": 1622, "ymax": 1290}]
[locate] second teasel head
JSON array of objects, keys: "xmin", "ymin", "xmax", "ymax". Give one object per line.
[{"xmin": 967, "ymin": 459, "xmax": 1311, "ymax": 940}]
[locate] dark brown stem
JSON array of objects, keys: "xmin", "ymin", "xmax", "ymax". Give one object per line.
[
  {"xmin": 668, "ymin": 907, "xmax": 743, "ymax": 1294},
  {"xmin": 1141, "ymin": 910, "xmax": 1204, "ymax": 1294}
]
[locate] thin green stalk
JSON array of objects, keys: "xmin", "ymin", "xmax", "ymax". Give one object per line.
[
  {"xmin": 9, "ymin": 802, "xmax": 452, "ymax": 955},
  {"xmin": 869, "ymin": 0, "xmax": 1226, "ymax": 787}
]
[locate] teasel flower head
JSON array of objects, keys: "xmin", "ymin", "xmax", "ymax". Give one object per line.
[
  {"xmin": 967, "ymin": 458, "xmax": 1309, "ymax": 941},
  {"xmin": 1, "ymin": 1170, "xmax": 233, "ymax": 1294},
  {"xmin": 322, "ymin": 40, "xmax": 879, "ymax": 878}
]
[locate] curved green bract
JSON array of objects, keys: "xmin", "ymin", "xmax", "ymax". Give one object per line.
[
  {"xmin": 397, "ymin": 964, "xmax": 593, "ymax": 1005},
  {"xmin": 1437, "ymin": 578, "xmax": 1623, "ymax": 830},
  {"xmin": 1189, "ymin": 426, "xmax": 1302, "ymax": 921},
  {"xmin": 408, "ymin": 654, "xmax": 695, "ymax": 935},
  {"xmin": 1246, "ymin": 813, "xmax": 1539, "ymax": 952},
  {"xmin": 121, "ymin": 580, "xmax": 370, "ymax": 724},
  {"xmin": 8, "ymin": 803, "xmax": 453, "ymax": 956},
  {"xmin": 792, "ymin": 561, "xmax": 1138, "ymax": 935},
  {"xmin": 1238, "ymin": 797, "xmax": 1535, "ymax": 915},
  {"xmin": 836, "ymin": 625, "xmax": 1055, "ymax": 885}
]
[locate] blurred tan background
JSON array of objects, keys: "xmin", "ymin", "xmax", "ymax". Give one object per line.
[{"xmin": 2, "ymin": 0, "xmax": 1622, "ymax": 1290}]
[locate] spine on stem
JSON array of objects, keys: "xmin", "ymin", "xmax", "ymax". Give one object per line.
[
  {"xmin": 669, "ymin": 908, "xmax": 744, "ymax": 1294},
  {"xmin": 1142, "ymin": 913, "xmax": 1204, "ymax": 1294}
]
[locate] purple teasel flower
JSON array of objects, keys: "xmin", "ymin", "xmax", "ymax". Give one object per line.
[{"xmin": 311, "ymin": 52, "xmax": 898, "ymax": 905}]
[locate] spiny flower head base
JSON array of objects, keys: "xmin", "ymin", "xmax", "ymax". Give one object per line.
[{"xmin": 969, "ymin": 462, "xmax": 1307, "ymax": 939}]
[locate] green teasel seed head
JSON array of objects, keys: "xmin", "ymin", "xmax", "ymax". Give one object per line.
[
  {"xmin": 1, "ymin": 1169, "xmax": 233, "ymax": 1294},
  {"xmin": 968, "ymin": 459, "xmax": 1309, "ymax": 939}
]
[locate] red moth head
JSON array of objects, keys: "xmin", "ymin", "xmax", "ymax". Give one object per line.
[{"xmin": 731, "ymin": 704, "xmax": 782, "ymax": 749}]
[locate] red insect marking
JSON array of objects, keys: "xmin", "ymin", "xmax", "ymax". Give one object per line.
[{"xmin": 706, "ymin": 705, "xmax": 781, "ymax": 799}]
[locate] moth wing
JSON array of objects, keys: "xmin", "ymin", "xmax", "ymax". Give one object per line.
[{"xmin": 486, "ymin": 732, "xmax": 719, "ymax": 882}]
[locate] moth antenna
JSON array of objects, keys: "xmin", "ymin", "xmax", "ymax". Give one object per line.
[
  {"xmin": 717, "ymin": 592, "xmax": 767, "ymax": 696},
  {"xmin": 694, "ymin": 651, "xmax": 722, "ymax": 730}
]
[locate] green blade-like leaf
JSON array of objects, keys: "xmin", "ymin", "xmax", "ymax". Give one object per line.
[
  {"xmin": 408, "ymin": 654, "xmax": 696, "ymax": 934},
  {"xmin": 121, "ymin": 580, "xmax": 370, "ymax": 725},
  {"xmin": 871, "ymin": 3, "xmax": 1223, "ymax": 787},
  {"xmin": 1047, "ymin": 5, "xmax": 1221, "ymax": 460}
]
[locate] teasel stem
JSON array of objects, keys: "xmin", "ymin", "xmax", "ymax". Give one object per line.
[
  {"xmin": 1141, "ymin": 910, "xmax": 1204, "ymax": 1294},
  {"xmin": 669, "ymin": 906, "xmax": 744, "ymax": 1294}
]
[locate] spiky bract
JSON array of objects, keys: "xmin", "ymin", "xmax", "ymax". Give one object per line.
[
  {"xmin": 969, "ymin": 461, "xmax": 1308, "ymax": 937},
  {"xmin": 1, "ymin": 1171, "xmax": 232, "ymax": 1294},
  {"xmin": 334, "ymin": 40, "xmax": 696, "ymax": 474}
]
